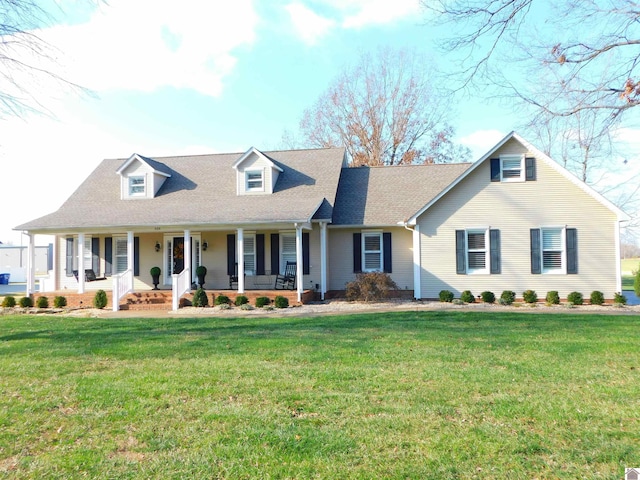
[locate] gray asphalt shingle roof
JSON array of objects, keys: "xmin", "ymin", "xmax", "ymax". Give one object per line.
[{"xmin": 331, "ymin": 163, "xmax": 472, "ymax": 226}]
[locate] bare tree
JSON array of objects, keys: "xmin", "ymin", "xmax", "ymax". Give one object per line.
[
  {"xmin": 296, "ymin": 48, "xmax": 470, "ymax": 166},
  {"xmin": 424, "ymin": 0, "xmax": 640, "ymax": 120}
]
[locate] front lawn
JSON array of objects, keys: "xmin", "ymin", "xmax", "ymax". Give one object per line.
[{"xmin": 1, "ymin": 312, "xmax": 638, "ymax": 479}]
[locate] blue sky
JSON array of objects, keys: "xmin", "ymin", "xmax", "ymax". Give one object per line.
[{"xmin": 1, "ymin": 0, "xmax": 638, "ymax": 245}]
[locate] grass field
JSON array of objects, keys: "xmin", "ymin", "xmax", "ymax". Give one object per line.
[
  {"xmin": 1, "ymin": 312, "xmax": 639, "ymax": 479},
  {"xmin": 622, "ymin": 257, "xmax": 639, "ymax": 290}
]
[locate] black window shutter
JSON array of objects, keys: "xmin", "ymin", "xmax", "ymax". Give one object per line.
[
  {"xmin": 566, "ymin": 228, "xmax": 578, "ymax": 274},
  {"xmin": 65, "ymin": 237, "xmax": 74, "ymax": 277},
  {"xmin": 525, "ymin": 157, "xmax": 536, "ymax": 181},
  {"xmin": 455, "ymin": 230, "xmax": 466, "ymax": 274},
  {"xmin": 134, "ymin": 237, "xmax": 140, "ymax": 276},
  {"xmin": 383, "ymin": 232, "xmax": 392, "ymax": 273},
  {"xmin": 92, "ymin": 237, "xmax": 100, "ymax": 275},
  {"xmin": 490, "ymin": 159, "xmax": 500, "ymax": 182},
  {"xmin": 489, "ymin": 229, "xmax": 501, "ymax": 274},
  {"xmin": 303, "ymin": 232, "xmax": 310, "ymax": 275},
  {"xmin": 256, "ymin": 234, "xmax": 265, "ymax": 275},
  {"xmin": 104, "ymin": 237, "xmax": 112, "ymax": 276},
  {"xmin": 227, "ymin": 234, "xmax": 236, "ymax": 276},
  {"xmin": 353, "ymin": 233, "xmax": 362, "ymax": 273},
  {"xmin": 530, "ymin": 229, "xmax": 541, "ymax": 274},
  {"xmin": 270, "ymin": 233, "xmax": 279, "ymax": 275}
]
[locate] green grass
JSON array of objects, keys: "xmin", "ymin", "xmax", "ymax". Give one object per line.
[
  {"xmin": 1, "ymin": 312, "xmax": 639, "ymax": 479},
  {"xmin": 622, "ymin": 257, "xmax": 639, "ymax": 290}
]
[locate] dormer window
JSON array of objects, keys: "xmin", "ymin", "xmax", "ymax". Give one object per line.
[
  {"xmin": 245, "ymin": 170, "xmax": 264, "ymax": 191},
  {"xmin": 129, "ymin": 176, "xmax": 146, "ymax": 196}
]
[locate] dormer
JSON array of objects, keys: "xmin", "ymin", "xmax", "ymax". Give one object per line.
[
  {"xmin": 232, "ymin": 147, "xmax": 284, "ymax": 195},
  {"xmin": 116, "ymin": 153, "xmax": 172, "ymax": 199}
]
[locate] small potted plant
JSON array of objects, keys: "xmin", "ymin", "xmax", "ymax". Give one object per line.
[
  {"xmin": 150, "ymin": 266, "xmax": 161, "ymax": 290},
  {"xmin": 196, "ymin": 265, "xmax": 207, "ymax": 289}
]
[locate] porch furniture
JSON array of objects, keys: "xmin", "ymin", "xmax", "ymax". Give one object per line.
[
  {"xmin": 73, "ymin": 269, "xmax": 107, "ymax": 282},
  {"xmin": 229, "ymin": 263, "xmax": 245, "ymax": 289},
  {"xmin": 274, "ymin": 261, "xmax": 296, "ymax": 290}
]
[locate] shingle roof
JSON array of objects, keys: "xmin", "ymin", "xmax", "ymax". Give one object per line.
[
  {"xmin": 16, "ymin": 147, "xmax": 346, "ymax": 232},
  {"xmin": 331, "ymin": 163, "xmax": 472, "ymax": 226}
]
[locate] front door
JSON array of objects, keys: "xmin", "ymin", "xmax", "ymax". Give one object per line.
[{"xmin": 173, "ymin": 237, "xmax": 185, "ymax": 274}]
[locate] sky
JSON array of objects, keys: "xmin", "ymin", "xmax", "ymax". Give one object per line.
[{"xmin": 1, "ymin": 0, "xmax": 639, "ymax": 246}]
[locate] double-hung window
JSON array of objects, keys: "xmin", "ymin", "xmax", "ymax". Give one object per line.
[
  {"xmin": 466, "ymin": 230, "xmax": 488, "ymax": 273},
  {"xmin": 82, "ymin": 236, "xmax": 93, "ymax": 270},
  {"xmin": 531, "ymin": 227, "xmax": 577, "ymax": 274},
  {"xmin": 114, "ymin": 237, "xmax": 128, "ymax": 274},
  {"xmin": 243, "ymin": 234, "xmax": 256, "ymax": 275},
  {"xmin": 542, "ymin": 228, "xmax": 564, "ymax": 272},
  {"xmin": 456, "ymin": 229, "xmax": 500, "ymax": 275},
  {"xmin": 245, "ymin": 170, "xmax": 264, "ymax": 191},
  {"xmin": 129, "ymin": 176, "xmax": 145, "ymax": 196},
  {"xmin": 362, "ymin": 232, "xmax": 383, "ymax": 272},
  {"xmin": 500, "ymin": 155, "xmax": 524, "ymax": 182},
  {"xmin": 280, "ymin": 233, "xmax": 296, "ymax": 273}
]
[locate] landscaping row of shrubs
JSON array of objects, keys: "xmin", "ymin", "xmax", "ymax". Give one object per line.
[
  {"xmin": 191, "ymin": 289, "xmax": 290, "ymax": 309},
  {"xmin": 2, "ymin": 295, "xmax": 69, "ymax": 309},
  {"xmin": 439, "ymin": 289, "xmax": 627, "ymax": 306}
]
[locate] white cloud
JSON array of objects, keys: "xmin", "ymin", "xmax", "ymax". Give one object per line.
[
  {"xmin": 458, "ymin": 129, "xmax": 506, "ymax": 159},
  {"xmin": 338, "ymin": 0, "xmax": 422, "ymax": 29},
  {"xmin": 285, "ymin": 2, "xmax": 335, "ymax": 45}
]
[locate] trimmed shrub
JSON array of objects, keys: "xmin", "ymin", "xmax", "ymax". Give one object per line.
[
  {"xmin": 480, "ymin": 291, "xmax": 495, "ymax": 304},
  {"xmin": 500, "ymin": 290, "xmax": 516, "ymax": 306},
  {"xmin": 193, "ymin": 288, "xmax": 209, "ymax": 307},
  {"xmin": 523, "ymin": 290, "xmax": 538, "ymax": 304},
  {"xmin": 274, "ymin": 295, "xmax": 289, "ymax": 308},
  {"xmin": 345, "ymin": 272, "xmax": 398, "ymax": 302},
  {"xmin": 53, "ymin": 296, "xmax": 67, "ymax": 308},
  {"xmin": 545, "ymin": 291, "xmax": 560, "ymax": 305},
  {"xmin": 36, "ymin": 296, "xmax": 49, "ymax": 308},
  {"xmin": 567, "ymin": 291, "xmax": 584, "ymax": 305},
  {"xmin": 590, "ymin": 291, "xmax": 605, "ymax": 305},
  {"xmin": 235, "ymin": 295, "xmax": 249, "ymax": 306},
  {"xmin": 240, "ymin": 303, "xmax": 253, "ymax": 311},
  {"xmin": 93, "ymin": 289, "xmax": 108, "ymax": 309},
  {"xmin": 2, "ymin": 296, "xmax": 16, "ymax": 308},
  {"xmin": 460, "ymin": 290, "xmax": 475, "ymax": 303},
  {"xmin": 452, "ymin": 298, "xmax": 464, "ymax": 305},
  {"xmin": 255, "ymin": 296, "xmax": 270, "ymax": 308},
  {"xmin": 19, "ymin": 296, "xmax": 33, "ymax": 308},
  {"xmin": 439, "ymin": 290, "xmax": 454, "ymax": 303},
  {"xmin": 215, "ymin": 295, "xmax": 230, "ymax": 306},
  {"xmin": 614, "ymin": 292, "xmax": 627, "ymax": 305}
]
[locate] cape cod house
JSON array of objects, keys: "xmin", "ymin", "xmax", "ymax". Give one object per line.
[{"xmin": 15, "ymin": 132, "xmax": 628, "ymax": 310}]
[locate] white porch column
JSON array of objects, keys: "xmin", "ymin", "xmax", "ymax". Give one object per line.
[
  {"xmin": 26, "ymin": 234, "xmax": 35, "ymax": 296},
  {"xmin": 412, "ymin": 225, "xmax": 421, "ymax": 300},
  {"xmin": 184, "ymin": 229, "xmax": 191, "ymax": 290},
  {"xmin": 295, "ymin": 224, "xmax": 303, "ymax": 303},
  {"xmin": 127, "ymin": 231, "xmax": 134, "ymax": 293},
  {"xmin": 320, "ymin": 222, "xmax": 327, "ymax": 301},
  {"xmin": 237, "ymin": 228, "xmax": 244, "ymax": 293},
  {"xmin": 77, "ymin": 232, "xmax": 85, "ymax": 294}
]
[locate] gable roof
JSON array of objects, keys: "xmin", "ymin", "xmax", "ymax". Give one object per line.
[
  {"xmin": 115, "ymin": 153, "xmax": 172, "ymax": 177},
  {"xmin": 232, "ymin": 147, "xmax": 284, "ymax": 172},
  {"xmin": 406, "ymin": 131, "xmax": 630, "ymax": 224},
  {"xmin": 16, "ymin": 147, "xmax": 345, "ymax": 233},
  {"xmin": 331, "ymin": 162, "xmax": 472, "ymax": 226}
]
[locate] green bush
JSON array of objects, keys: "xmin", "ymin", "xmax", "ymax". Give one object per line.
[
  {"xmin": 255, "ymin": 296, "xmax": 270, "ymax": 308},
  {"xmin": 545, "ymin": 291, "xmax": 560, "ymax": 305},
  {"xmin": 274, "ymin": 296, "xmax": 289, "ymax": 308},
  {"xmin": 235, "ymin": 295, "xmax": 249, "ymax": 306},
  {"xmin": 590, "ymin": 291, "xmax": 605, "ymax": 305},
  {"xmin": 635, "ymin": 266, "xmax": 640, "ymax": 297},
  {"xmin": 346, "ymin": 272, "xmax": 398, "ymax": 302},
  {"xmin": 523, "ymin": 290, "xmax": 538, "ymax": 304},
  {"xmin": 460, "ymin": 290, "xmax": 475, "ymax": 303},
  {"xmin": 614, "ymin": 292, "xmax": 627, "ymax": 305},
  {"xmin": 2, "ymin": 296, "xmax": 16, "ymax": 308},
  {"xmin": 500, "ymin": 290, "xmax": 516, "ymax": 306},
  {"xmin": 480, "ymin": 291, "xmax": 495, "ymax": 303},
  {"xmin": 19, "ymin": 296, "xmax": 33, "ymax": 308},
  {"xmin": 567, "ymin": 291, "xmax": 584, "ymax": 305},
  {"xmin": 93, "ymin": 290, "xmax": 108, "ymax": 309},
  {"xmin": 215, "ymin": 295, "xmax": 230, "ymax": 305},
  {"xmin": 439, "ymin": 290, "xmax": 454, "ymax": 303},
  {"xmin": 53, "ymin": 296, "xmax": 67, "ymax": 308},
  {"xmin": 150, "ymin": 266, "xmax": 161, "ymax": 276},
  {"xmin": 192, "ymin": 288, "xmax": 209, "ymax": 307},
  {"xmin": 36, "ymin": 296, "xmax": 49, "ymax": 308}
]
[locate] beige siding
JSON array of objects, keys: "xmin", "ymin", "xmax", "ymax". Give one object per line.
[
  {"xmin": 328, "ymin": 227, "xmax": 414, "ymax": 291},
  {"xmin": 236, "ymin": 153, "xmax": 274, "ymax": 195},
  {"xmin": 417, "ymin": 139, "xmax": 620, "ymax": 299}
]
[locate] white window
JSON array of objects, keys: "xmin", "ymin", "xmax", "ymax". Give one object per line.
[
  {"xmin": 244, "ymin": 234, "xmax": 255, "ymax": 275},
  {"xmin": 542, "ymin": 228, "xmax": 565, "ymax": 273},
  {"xmin": 115, "ymin": 237, "xmax": 128, "ymax": 274},
  {"xmin": 245, "ymin": 170, "xmax": 264, "ymax": 191},
  {"xmin": 129, "ymin": 175, "xmax": 145, "ymax": 196},
  {"xmin": 362, "ymin": 232, "xmax": 383, "ymax": 272},
  {"xmin": 466, "ymin": 229, "xmax": 489, "ymax": 274},
  {"xmin": 500, "ymin": 155, "xmax": 524, "ymax": 182},
  {"xmin": 83, "ymin": 236, "xmax": 92, "ymax": 270},
  {"xmin": 281, "ymin": 233, "xmax": 296, "ymax": 273}
]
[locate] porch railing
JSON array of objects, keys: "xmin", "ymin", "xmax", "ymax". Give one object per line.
[
  {"xmin": 112, "ymin": 269, "xmax": 134, "ymax": 312},
  {"xmin": 172, "ymin": 268, "xmax": 191, "ymax": 310}
]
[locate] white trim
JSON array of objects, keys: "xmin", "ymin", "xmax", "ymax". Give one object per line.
[
  {"xmin": 237, "ymin": 228, "xmax": 244, "ymax": 293},
  {"xmin": 412, "ymin": 225, "xmax": 421, "ymax": 299},
  {"xmin": 499, "ymin": 154, "xmax": 525, "ymax": 182},
  {"xmin": 540, "ymin": 226, "xmax": 567, "ymax": 274},
  {"xmin": 77, "ymin": 232, "xmax": 85, "ymax": 294},
  {"xmin": 362, "ymin": 231, "xmax": 383, "ymax": 272},
  {"xmin": 320, "ymin": 222, "xmax": 327, "ymax": 300},
  {"xmin": 465, "ymin": 229, "xmax": 489, "ymax": 274},
  {"xmin": 245, "ymin": 169, "xmax": 265, "ymax": 192},
  {"xmin": 295, "ymin": 225, "xmax": 303, "ymax": 302},
  {"xmin": 128, "ymin": 175, "xmax": 146, "ymax": 196},
  {"xmin": 232, "ymin": 147, "xmax": 284, "ymax": 172},
  {"xmin": 116, "ymin": 153, "xmax": 171, "ymax": 177},
  {"xmin": 615, "ymin": 221, "xmax": 622, "ymax": 292}
]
